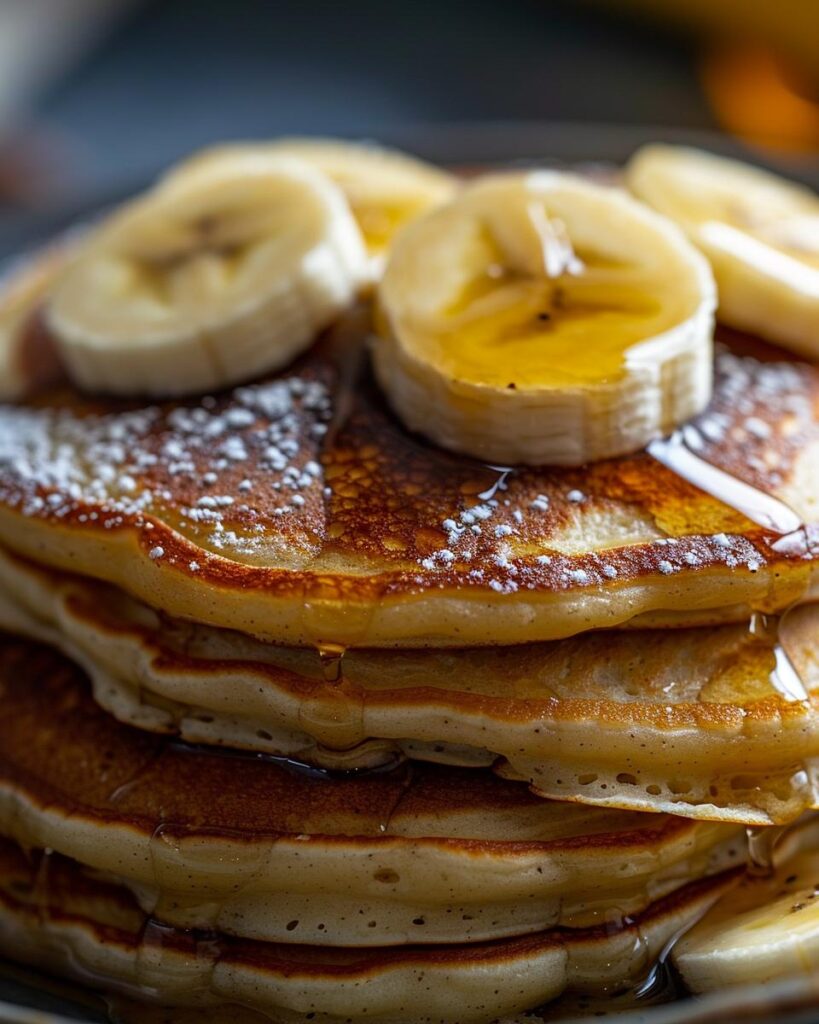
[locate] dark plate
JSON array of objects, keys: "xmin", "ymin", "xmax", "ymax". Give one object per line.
[{"xmin": 1, "ymin": 121, "xmax": 818, "ymax": 1024}]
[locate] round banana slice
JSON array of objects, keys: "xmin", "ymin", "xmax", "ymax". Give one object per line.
[
  {"xmin": 0, "ymin": 242, "xmax": 72, "ymax": 401},
  {"xmin": 373, "ymin": 171, "xmax": 716, "ymax": 466},
  {"xmin": 161, "ymin": 138, "xmax": 457, "ymax": 281},
  {"xmin": 626, "ymin": 145, "xmax": 819, "ymax": 358},
  {"xmin": 47, "ymin": 154, "xmax": 368, "ymax": 397},
  {"xmin": 674, "ymin": 820, "xmax": 819, "ymax": 991}
]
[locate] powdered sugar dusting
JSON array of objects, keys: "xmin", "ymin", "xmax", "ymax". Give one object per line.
[
  {"xmin": 0, "ymin": 374, "xmax": 332, "ymax": 562},
  {"xmin": 0, "ymin": 344, "xmax": 816, "ymax": 597}
]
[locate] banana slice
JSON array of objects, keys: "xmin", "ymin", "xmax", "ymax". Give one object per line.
[
  {"xmin": 161, "ymin": 138, "xmax": 457, "ymax": 281},
  {"xmin": 626, "ymin": 145, "xmax": 819, "ymax": 358},
  {"xmin": 47, "ymin": 154, "xmax": 368, "ymax": 397},
  {"xmin": 0, "ymin": 242, "xmax": 72, "ymax": 401},
  {"xmin": 373, "ymin": 171, "xmax": 715, "ymax": 466},
  {"xmin": 674, "ymin": 819, "xmax": 819, "ymax": 991}
]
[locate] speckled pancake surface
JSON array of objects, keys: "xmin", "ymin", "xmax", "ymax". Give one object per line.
[
  {"xmin": 0, "ymin": 317, "xmax": 817, "ymax": 646},
  {"xmin": 0, "ymin": 634, "xmax": 744, "ymax": 947},
  {"xmin": 3, "ymin": 547, "xmax": 819, "ymax": 824},
  {"xmin": 0, "ymin": 839, "xmax": 738, "ymax": 1024}
]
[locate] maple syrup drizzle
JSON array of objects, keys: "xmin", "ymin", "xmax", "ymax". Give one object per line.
[
  {"xmin": 650, "ymin": 422, "xmax": 815, "ymax": 750},
  {"xmin": 647, "ymin": 427, "xmax": 803, "ymax": 535},
  {"xmin": 478, "ymin": 464, "xmax": 514, "ymax": 501},
  {"xmin": 746, "ymin": 824, "xmax": 787, "ymax": 878},
  {"xmin": 749, "ymin": 610, "xmax": 810, "ymax": 703},
  {"xmin": 317, "ymin": 641, "xmax": 346, "ymax": 684}
]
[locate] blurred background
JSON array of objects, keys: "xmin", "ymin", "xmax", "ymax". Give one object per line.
[{"xmin": 0, "ymin": 0, "xmax": 816, "ymax": 247}]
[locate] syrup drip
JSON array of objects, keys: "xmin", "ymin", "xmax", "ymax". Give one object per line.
[
  {"xmin": 30, "ymin": 846, "xmax": 54, "ymax": 918},
  {"xmin": 743, "ymin": 605, "xmax": 809, "ymax": 879},
  {"xmin": 746, "ymin": 824, "xmax": 786, "ymax": 878},
  {"xmin": 478, "ymin": 464, "xmax": 514, "ymax": 501},
  {"xmin": 634, "ymin": 952, "xmax": 689, "ymax": 1007},
  {"xmin": 749, "ymin": 610, "xmax": 810, "ymax": 703},
  {"xmin": 135, "ymin": 917, "xmax": 223, "ymax": 1000},
  {"xmin": 647, "ymin": 427, "xmax": 803, "ymax": 535},
  {"xmin": 146, "ymin": 822, "xmax": 260, "ymax": 934},
  {"xmin": 316, "ymin": 641, "xmax": 346, "ymax": 684}
]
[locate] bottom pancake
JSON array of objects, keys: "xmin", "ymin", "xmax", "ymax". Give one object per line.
[
  {"xmin": 0, "ymin": 633, "xmax": 743, "ymax": 948},
  {"xmin": 0, "ymin": 839, "xmax": 737, "ymax": 1024}
]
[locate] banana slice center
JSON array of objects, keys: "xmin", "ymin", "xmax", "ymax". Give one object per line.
[
  {"xmin": 414, "ymin": 183, "xmax": 690, "ymax": 389},
  {"xmin": 96, "ymin": 176, "xmax": 320, "ymax": 329},
  {"xmin": 375, "ymin": 171, "xmax": 714, "ymax": 465}
]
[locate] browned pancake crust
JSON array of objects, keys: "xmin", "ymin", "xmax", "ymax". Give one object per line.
[{"xmin": 0, "ymin": 324, "xmax": 816, "ymax": 620}]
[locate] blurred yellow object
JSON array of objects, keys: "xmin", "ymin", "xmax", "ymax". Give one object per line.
[
  {"xmin": 611, "ymin": 0, "xmax": 819, "ymax": 87},
  {"xmin": 602, "ymin": 1, "xmax": 819, "ymax": 153},
  {"xmin": 702, "ymin": 45, "xmax": 819, "ymax": 154}
]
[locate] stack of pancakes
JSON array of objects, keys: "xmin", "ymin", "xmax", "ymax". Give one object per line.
[{"xmin": 1, "ymin": 312, "xmax": 819, "ymax": 1022}]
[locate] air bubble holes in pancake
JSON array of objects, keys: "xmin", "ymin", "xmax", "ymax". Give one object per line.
[{"xmin": 526, "ymin": 760, "xmax": 819, "ymax": 824}]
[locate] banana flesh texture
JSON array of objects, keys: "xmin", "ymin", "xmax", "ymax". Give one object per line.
[
  {"xmin": 626, "ymin": 144, "xmax": 819, "ymax": 359},
  {"xmin": 373, "ymin": 170, "xmax": 716, "ymax": 466},
  {"xmin": 160, "ymin": 138, "xmax": 457, "ymax": 281},
  {"xmin": 0, "ymin": 242, "xmax": 72, "ymax": 401},
  {"xmin": 47, "ymin": 154, "xmax": 368, "ymax": 397},
  {"xmin": 675, "ymin": 820, "xmax": 819, "ymax": 992}
]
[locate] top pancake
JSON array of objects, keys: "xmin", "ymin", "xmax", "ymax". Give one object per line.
[{"xmin": 0, "ymin": 312, "xmax": 818, "ymax": 646}]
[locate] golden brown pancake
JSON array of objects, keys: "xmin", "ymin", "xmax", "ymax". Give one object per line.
[
  {"xmin": 0, "ymin": 838, "xmax": 738, "ymax": 1023},
  {"xmin": 3, "ymin": 547, "xmax": 818, "ymax": 824},
  {"xmin": 0, "ymin": 634, "xmax": 743, "ymax": 947},
  {"xmin": 0, "ymin": 317, "xmax": 817, "ymax": 647}
]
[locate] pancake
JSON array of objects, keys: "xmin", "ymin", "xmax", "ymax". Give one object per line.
[
  {"xmin": 0, "ymin": 634, "xmax": 743, "ymax": 947},
  {"xmin": 0, "ymin": 318, "xmax": 817, "ymax": 647},
  {"xmin": 4, "ymin": 547, "xmax": 819, "ymax": 824},
  {"xmin": 0, "ymin": 839, "xmax": 738, "ymax": 1024}
]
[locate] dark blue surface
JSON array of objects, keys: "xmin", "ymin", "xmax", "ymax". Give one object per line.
[{"xmin": 32, "ymin": 0, "xmax": 713, "ymax": 192}]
